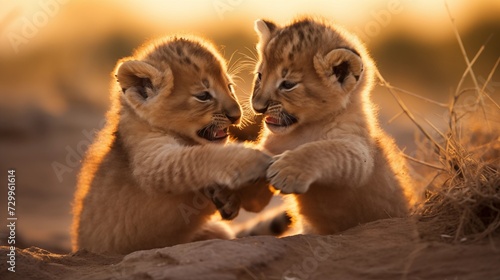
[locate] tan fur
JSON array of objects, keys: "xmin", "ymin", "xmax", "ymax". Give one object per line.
[
  {"xmin": 72, "ymin": 36, "xmax": 272, "ymax": 254},
  {"xmin": 251, "ymin": 17, "xmax": 415, "ymax": 234}
]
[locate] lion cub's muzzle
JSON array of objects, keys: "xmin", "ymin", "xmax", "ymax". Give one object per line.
[
  {"xmin": 261, "ymin": 101, "xmax": 298, "ymax": 129},
  {"xmin": 196, "ymin": 113, "xmax": 238, "ymax": 142}
]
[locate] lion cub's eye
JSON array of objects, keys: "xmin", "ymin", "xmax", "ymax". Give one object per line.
[
  {"xmin": 279, "ymin": 80, "xmax": 297, "ymax": 91},
  {"xmin": 194, "ymin": 91, "xmax": 213, "ymax": 102}
]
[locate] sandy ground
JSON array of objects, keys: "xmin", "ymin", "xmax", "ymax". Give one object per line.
[{"xmin": 1, "ymin": 218, "xmax": 499, "ymax": 280}]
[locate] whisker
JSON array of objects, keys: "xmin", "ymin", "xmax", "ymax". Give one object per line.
[{"xmin": 243, "ymin": 46, "xmax": 259, "ymax": 62}]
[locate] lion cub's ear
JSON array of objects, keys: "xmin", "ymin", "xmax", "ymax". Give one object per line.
[
  {"xmin": 116, "ymin": 60, "xmax": 174, "ymax": 108},
  {"xmin": 313, "ymin": 48, "xmax": 363, "ymax": 94},
  {"xmin": 254, "ymin": 19, "xmax": 279, "ymax": 52}
]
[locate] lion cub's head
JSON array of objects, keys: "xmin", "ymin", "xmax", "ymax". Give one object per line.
[
  {"xmin": 115, "ymin": 36, "xmax": 241, "ymax": 144},
  {"xmin": 251, "ymin": 18, "xmax": 372, "ymax": 134}
]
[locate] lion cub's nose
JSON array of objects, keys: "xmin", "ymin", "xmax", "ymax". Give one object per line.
[
  {"xmin": 253, "ymin": 105, "xmax": 268, "ymax": 114},
  {"xmin": 226, "ymin": 113, "xmax": 241, "ymax": 124}
]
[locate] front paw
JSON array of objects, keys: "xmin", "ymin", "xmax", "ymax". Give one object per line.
[
  {"xmin": 231, "ymin": 149, "xmax": 272, "ymax": 187},
  {"xmin": 207, "ymin": 186, "xmax": 241, "ymax": 220},
  {"xmin": 267, "ymin": 153, "xmax": 316, "ymax": 194}
]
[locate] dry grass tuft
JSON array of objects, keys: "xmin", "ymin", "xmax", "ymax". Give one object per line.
[
  {"xmin": 378, "ymin": 4, "xmax": 500, "ymax": 243},
  {"xmin": 417, "ymin": 122, "xmax": 500, "ymax": 242}
]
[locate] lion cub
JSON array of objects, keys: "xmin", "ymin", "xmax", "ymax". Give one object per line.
[
  {"xmin": 251, "ymin": 17, "xmax": 415, "ymax": 234},
  {"xmin": 72, "ymin": 36, "xmax": 272, "ymax": 254}
]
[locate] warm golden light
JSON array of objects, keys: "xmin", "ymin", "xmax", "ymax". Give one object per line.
[{"xmin": 0, "ymin": 0, "xmax": 498, "ymax": 257}]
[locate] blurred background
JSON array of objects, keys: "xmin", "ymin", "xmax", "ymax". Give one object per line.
[{"xmin": 0, "ymin": 0, "xmax": 498, "ymax": 253}]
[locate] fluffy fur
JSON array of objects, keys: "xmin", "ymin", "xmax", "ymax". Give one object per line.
[
  {"xmin": 72, "ymin": 36, "xmax": 273, "ymax": 254},
  {"xmin": 250, "ymin": 17, "xmax": 415, "ymax": 234}
]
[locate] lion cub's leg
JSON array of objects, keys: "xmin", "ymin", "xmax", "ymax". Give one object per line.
[
  {"xmin": 236, "ymin": 178, "xmax": 274, "ymax": 213},
  {"xmin": 207, "ymin": 185, "xmax": 242, "ymax": 220}
]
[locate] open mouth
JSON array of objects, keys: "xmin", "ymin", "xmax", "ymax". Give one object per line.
[
  {"xmin": 264, "ymin": 112, "xmax": 298, "ymax": 128},
  {"xmin": 197, "ymin": 125, "xmax": 229, "ymax": 141}
]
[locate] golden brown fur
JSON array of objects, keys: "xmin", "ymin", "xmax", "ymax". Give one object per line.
[
  {"xmin": 72, "ymin": 36, "xmax": 272, "ymax": 254},
  {"xmin": 250, "ymin": 17, "xmax": 415, "ymax": 234}
]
